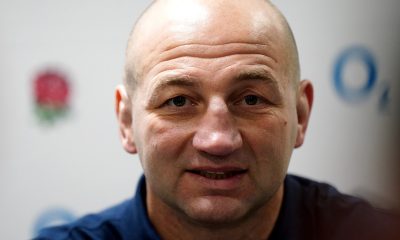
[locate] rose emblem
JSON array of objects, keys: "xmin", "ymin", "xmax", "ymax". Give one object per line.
[{"xmin": 33, "ymin": 69, "xmax": 71, "ymax": 124}]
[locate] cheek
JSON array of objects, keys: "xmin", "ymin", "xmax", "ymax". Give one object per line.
[
  {"xmin": 243, "ymin": 112, "xmax": 295, "ymax": 174},
  {"xmin": 136, "ymin": 116, "xmax": 193, "ymax": 171},
  {"xmin": 246, "ymin": 113, "xmax": 293, "ymax": 148}
]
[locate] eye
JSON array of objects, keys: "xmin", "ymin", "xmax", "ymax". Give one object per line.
[
  {"xmin": 243, "ymin": 95, "xmax": 261, "ymax": 105},
  {"xmin": 167, "ymin": 95, "xmax": 188, "ymax": 107}
]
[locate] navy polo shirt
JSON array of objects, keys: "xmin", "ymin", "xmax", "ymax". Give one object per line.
[
  {"xmin": 34, "ymin": 175, "xmax": 399, "ymax": 240},
  {"xmin": 34, "ymin": 175, "xmax": 159, "ymax": 240}
]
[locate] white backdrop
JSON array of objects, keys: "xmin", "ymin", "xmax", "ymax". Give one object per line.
[{"xmin": 1, "ymin": 1, "xmax": 399, "ymax": 239}]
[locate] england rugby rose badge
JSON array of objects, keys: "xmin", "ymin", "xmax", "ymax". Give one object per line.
[{"xmin": 33, "ymin": 69, "xmax": 71, "ymax": 124}]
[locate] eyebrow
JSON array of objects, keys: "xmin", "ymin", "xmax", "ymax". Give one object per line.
[
  {"xmin": 148, "ymin": 69, "xmax": 278, "ymax": 102},
  {"xmin": 235, "ymin": 70, "xmax": 277, "ymax": 86},
  {"xmin": 151, "ymin": 76, "xmax": 200, "ymax": 94}
]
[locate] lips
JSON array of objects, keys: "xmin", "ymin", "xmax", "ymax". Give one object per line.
[{"xmin": 187, "ymin": 169, "xmax": 247, "ymax": 180}]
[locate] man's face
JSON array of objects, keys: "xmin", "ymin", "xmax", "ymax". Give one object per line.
[{"xmin": 121, "ymin": 0, "xmax": 309, "ymax": 225}]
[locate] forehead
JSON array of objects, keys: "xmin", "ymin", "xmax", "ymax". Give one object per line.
[{"xmin": 129, "ymin": 0, "xmax": 290, "ymax": 87}]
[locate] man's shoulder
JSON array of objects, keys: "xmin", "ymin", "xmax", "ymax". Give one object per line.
[
  {"xmin": 286, "ymin": 174, "xmax": 370, "ymax": 210},
  {"xmin": 33, "ymin": 199, "xmax": 132, "ymax": 240},
  {"xmin": 286, "ymin": 174, "xmax": 399, "ymax": 221},
  {"xmin": 32, "ymin": 176, "xmax": 159, "ymax": 240},
  {"xmin": 276, "ymin": 174, "xmax": 400, "ymax": 240}
]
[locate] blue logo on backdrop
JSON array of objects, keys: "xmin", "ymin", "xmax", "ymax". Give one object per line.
[
  {"xmin": 33, "ymin": 208, "xmax": 76, "ymax": 236},
  {"xmin": 333, "ymin": 46, "xmax": 390, "ymax": 111},
  {"xmin": 333, "ymin": 46, "xmax": 377, "ymax": 102}
]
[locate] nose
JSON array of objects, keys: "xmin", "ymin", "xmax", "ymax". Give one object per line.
[{"xmin": 192, "ymin": 98, "xmax": 243, "ymax": 157}]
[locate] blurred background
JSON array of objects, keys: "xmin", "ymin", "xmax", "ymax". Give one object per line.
[{"xmin": 0, "ymin": 0, "xmax": 399, "ymax": 239}]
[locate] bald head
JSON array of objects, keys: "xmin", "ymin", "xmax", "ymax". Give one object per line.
[{"xmin": 124, "ymin": 0, "xmax": 300, "ymax": 95}]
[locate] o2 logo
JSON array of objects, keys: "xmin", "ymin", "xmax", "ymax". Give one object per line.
[
  {"xmin": 333, "ymin": 46, "xmax": 390, "ymax": 111},
  {"xmin": 33, "ymin": 207, "xmax": 76, "ymax": 236}
]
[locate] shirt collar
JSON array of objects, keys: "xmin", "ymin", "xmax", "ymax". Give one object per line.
[{"xmin": 122, "ymin": 175, "xmax": 161, "ymax": 240}]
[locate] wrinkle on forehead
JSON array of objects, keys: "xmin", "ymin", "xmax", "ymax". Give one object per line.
[{"xmin": 142, "ymin": 42, "xmax": 279, "ymax": 85}]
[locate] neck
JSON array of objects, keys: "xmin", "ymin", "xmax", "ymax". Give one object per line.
[{"xmin": 147, "ymin": 186, "xmax": 284, "ymax": 240}]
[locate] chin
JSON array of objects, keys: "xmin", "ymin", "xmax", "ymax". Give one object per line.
[{"xmin": 182, "ymin": 196, "xmax": 250, "ymax": 226}]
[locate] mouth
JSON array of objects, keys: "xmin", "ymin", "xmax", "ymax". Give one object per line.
[{"xmin": 187, "ymin": 169, "xmax": 247, "ymax": 180}]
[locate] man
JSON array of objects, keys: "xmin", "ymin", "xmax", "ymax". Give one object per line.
[{"xmin": 35, "ymin": 0, "xmax": 399, "ymax": 239}]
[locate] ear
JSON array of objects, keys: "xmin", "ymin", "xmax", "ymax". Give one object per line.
[
  {"xmin": 294, "ymin": 80, "xmax": 314, "ymax": 148},
  {"xmin": 115, "ymin": 84, "xmax": 137, "ymax": 154}
]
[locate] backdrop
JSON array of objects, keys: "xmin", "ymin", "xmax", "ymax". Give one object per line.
[{"xmin": 1, "ymin": 0, "xmax": 399, "ymax": 239}]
